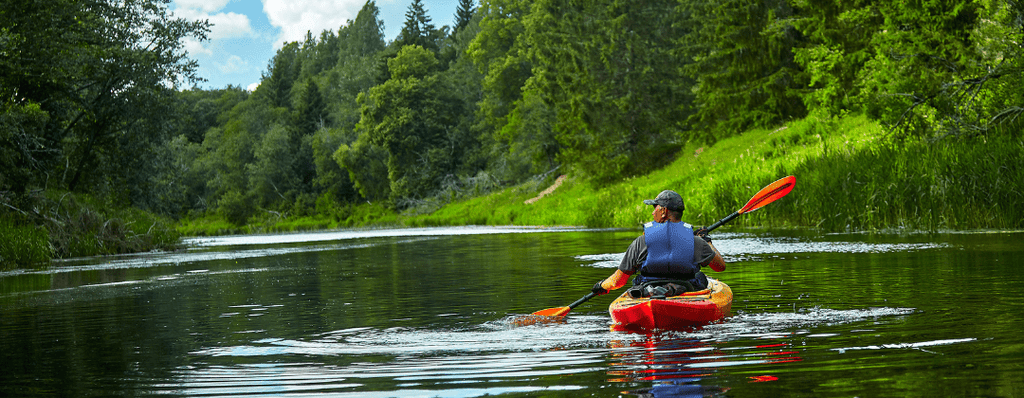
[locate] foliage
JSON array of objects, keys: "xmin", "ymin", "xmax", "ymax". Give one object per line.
[
  {"xmin": 6, "ymin": 0, "xmax": 1024, "ymax": 267},
  {"xmin": 395, "ymin": 0, "xmax": 445, "ymax": 53},
  {"xmin": 454, "ymin": 0, "xmax": 478, "ymax": 34},
  {"xmin": 357, "ymin": 45, "xmax": 466, "ymax": 206},
  {"xmin": 0, "ymin": 191, "xmax": 181, "ymax": 269},
  {"xmin": 0, "ymin": 0, "xmax": 209, "ymax": 199},
  {"xmin": 523, "ymin": 0, "xmax": 694, "ymax": 182},
  {"xmin": 0, "ymin": 215, "xmax": 50, "ymax": 270},
  {"xmin": 680, "ymin": 0, "xmax": 807, "ymax": 139}
]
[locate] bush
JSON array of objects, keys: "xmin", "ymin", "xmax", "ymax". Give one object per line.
[{"xmin": 0, "ymin": 216, "xmax": 51, "ymax": 269}]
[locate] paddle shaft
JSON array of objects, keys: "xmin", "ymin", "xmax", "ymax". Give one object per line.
[
  {"xmin": 703, "ymin": 211, "xmax": 738, "ymax": 233},
  {"xmin": 567, "ymin": 292, "xmax": 597, "ymax": 310}
]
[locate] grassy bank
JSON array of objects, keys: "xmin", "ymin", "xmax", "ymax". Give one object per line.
[
  {"xmin": 174, "ymin": 112, "xmax": 1023, "ymax": 236},
  {"xmin": 405, "ymin": 113, "xmax": 878, "ymax": 229},
  {"xmin": 0, "ymin": 192, "xmax": 181, "ymax": 270},
  {"xmin": 406, "ymin": 113, "xmax": 1023, "ymax": 232}
]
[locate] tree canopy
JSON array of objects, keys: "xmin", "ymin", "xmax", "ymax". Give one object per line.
[{"xmin": 4, "ymin": 0, "xmax": 1022, "ymax": 228}]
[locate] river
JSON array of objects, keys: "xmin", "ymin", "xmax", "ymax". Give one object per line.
[{"xmin": 1, "ymin": 226, "xmax": 1022, "ymax": 397}]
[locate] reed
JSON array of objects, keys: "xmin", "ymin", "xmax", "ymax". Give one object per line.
[{"xmin": 0, "ymin": 192, "xmax": 182, "ymax": 269}]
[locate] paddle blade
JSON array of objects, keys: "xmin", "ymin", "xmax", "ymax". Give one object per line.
[
  {"xmin": 531, "ymin": 306, "xmax": 571, "ymax": 317},
  {"xmin": 738, "ymin": 175, "xmax": 795, "ymax": 214}
]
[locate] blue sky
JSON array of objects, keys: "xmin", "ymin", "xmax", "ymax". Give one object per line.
[{"xmin": 172, "ymin": 0, "xmax": 463, "ymax": 90}]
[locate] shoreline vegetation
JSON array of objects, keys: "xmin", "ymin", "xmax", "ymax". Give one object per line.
[
  {"xmin": 5, "ymin": 0, "xmax": 1024, "ymax": 271},
  {"xmin": 178, "ymin": 112, "xmax": 1024, "ymax": 234},
  {"xmin": 5, "ymin": 112, "xmax": 1021, "ymax": 270}
]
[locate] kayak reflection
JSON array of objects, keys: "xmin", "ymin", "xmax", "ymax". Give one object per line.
[
  {"xmin": 608, "ymin": 335, "xmax": 729, "ymax": 397},
  {"xmin": 609, "ymin": 333, "xmax": 802, "ymax": 397}
]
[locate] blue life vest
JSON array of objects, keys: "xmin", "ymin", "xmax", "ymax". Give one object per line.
[{"xmin": 635, "ymin": 221, "xmax": 703, "ymax": 287}]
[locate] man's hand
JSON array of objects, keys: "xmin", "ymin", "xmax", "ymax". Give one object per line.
[
  {"xmin": 592, "ymin": 281, "xmax": 608, "ymax": 295},
  {"xmin": 695, "ymin": 227, "xmax": 712, "ymax": 243}
]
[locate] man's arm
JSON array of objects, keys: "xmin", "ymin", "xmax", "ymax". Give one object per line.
[
  {"xmin": 706, "ymin": 242, "xmax": 726, "ymax": 272},
  {"xmin": 592, "ymin": 236, "xmax": 643, "ymax": 295}
]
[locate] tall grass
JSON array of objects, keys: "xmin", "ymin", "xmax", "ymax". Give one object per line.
[
  {"xmin": 0, "ymin": 216, "xmax": 50, "ymax": 270},
  {"xmin": 789, "ymin": 136, "xmax": 1024, "ymax": 231},
  {"xmin": 405, "ymin": 113, "xmax": 1023, "ymax": 232},
  {"xmin": 168, "ymin": 112, "xmax": 1022, "ymax": 236},
  {"xmin": 0, "ymin": 192, "xmax": 182, "ymax": 269}
]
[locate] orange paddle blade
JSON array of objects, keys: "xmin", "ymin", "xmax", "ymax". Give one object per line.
[
  {"xmin": 531, "ymin": 306, "xmax": 571, "ymax": 317},
  {"xmin": 738, "ymin": 175, "xmax": 795, "ymax": 214}
]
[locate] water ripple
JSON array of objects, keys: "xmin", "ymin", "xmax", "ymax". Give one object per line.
[{"xmin": 576, "ymin": 234, "xmax": 948, "ymax": 267}]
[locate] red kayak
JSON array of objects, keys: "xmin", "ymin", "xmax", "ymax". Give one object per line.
[{"xmin": 609, "ymin": 278, "xmax": 732, "ymax": 331}]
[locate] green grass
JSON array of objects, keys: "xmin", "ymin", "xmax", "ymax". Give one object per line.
[
  {"xmin": 0, "ymin": 192, "xmax": 182, "ymax": 269},
  {"xmin": 406, "ymin": 112, "xmax": 1023, "ymax": 232},
  {"xmin": 407, "ymin": 112, "xmax": 884, "ymax": 230},
  {"xmin": 175, "ymin": 201, "xmax": 398, "ymax": 236},
  {"xmin": 172, "ymin": 111, "xmax": 1023, "ymax": 237}
]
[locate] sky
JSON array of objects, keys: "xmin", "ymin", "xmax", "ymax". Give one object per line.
[{"xmin": 171, "ymin": 0, "xmax": 463, "ymax": 91}]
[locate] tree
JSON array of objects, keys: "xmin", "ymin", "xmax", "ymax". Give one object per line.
[
  {"xmin": 333, "ymin": 133, "xmax": 390, "ymax": 202},
  {"xmin": 857, "ymin": 0, "xmax": 995, "ymax": 138},
  {"xmin": 395, "ymin": 0, "xmax": 443, "ymax": 52},
  {"xmin": 790, "ymin": 0, "xmax": 882, "ymax": 114},
  {"xmin": 679, "ymin": 0, "xmax": 807, "ymax": 139},
  {"xmin": 294, "ymin": 78, "xmax": 327, "ymax": 135},
  {"xmin": 454, "ymin": 0, "xmax": 477, "ymax": 34},
  {"xmin": 356, "ymin": 45, "xmax": 464, "ymax": 205},
  {"xmin": 468, "ymin": 0, "xmax": 546, "ymax": 180},
  {"xmin": 257, "ymin": 42, "xmax": 302, "ymax": 109},
  {"xmin": 524, "ymin": 0, "xmax": 690, "ymax": 182},
  {"xmin": 0, "ymin": 0, "xmax": 209, "ymax": 200}
]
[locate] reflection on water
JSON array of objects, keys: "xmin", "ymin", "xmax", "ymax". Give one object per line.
[
  {"xmin": 168, "ymin": 306, "xmax": 957, "ymax": 397},
  {"xmin": 1, "ymin": 228, "xmax": 1022, "ymax": 397}
]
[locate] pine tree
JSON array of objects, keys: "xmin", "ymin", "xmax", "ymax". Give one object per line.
[
  {"xmin": 396, "ymin": 0, "xmax": 440, "ymax": 51},
  {"xmin": 454, "ymin": 0, "xmax": 476, "ymax": 33}
]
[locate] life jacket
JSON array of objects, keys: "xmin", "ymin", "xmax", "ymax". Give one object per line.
[{"xmin": 635, "ymin": 221, "xmax": 704, "ymax": 288}]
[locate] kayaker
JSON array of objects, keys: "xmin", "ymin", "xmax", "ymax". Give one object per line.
[{"xmin": 591, "ymin": 189, "xmax": 727, "ymax": 299}]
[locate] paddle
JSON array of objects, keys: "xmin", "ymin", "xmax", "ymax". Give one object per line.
[
  {"xmin": 701, "ymin": 175, "xmax": 796, "ymax": 233},
  {"xmin": 525, "ymin": 175, "xmax": 796, "ymax": 320},
  {"xmin": 529, "ymin": 292, "xmax": 597, "ymax": 318}
]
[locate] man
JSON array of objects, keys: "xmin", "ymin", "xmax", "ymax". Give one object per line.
[{"xmin": 592, "ymin": 189, "xmax": 727, "ymax": 299}]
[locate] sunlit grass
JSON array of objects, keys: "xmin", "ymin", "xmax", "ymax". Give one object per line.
[
  {"xmin": 171, "ymin": 112, "xmax": 1023, "ymax": 236},
  {"xmin": 406, "ymin": 112, "xmax": 1024, "ymax": 232}
]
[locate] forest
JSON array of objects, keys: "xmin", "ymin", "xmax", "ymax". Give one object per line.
[{"xmin": 2, "ymin": 0, "xmax": 1023, "ymax": 268}]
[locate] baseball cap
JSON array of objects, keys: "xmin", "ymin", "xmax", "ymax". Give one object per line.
[{"xmin": 643, "ymin": 190, "xmax": 685, "ymax": 211}]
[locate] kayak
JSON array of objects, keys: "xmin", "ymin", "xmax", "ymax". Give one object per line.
[{"xmin": 609, "ymin": 278, "xmax": 732, "ymax": 331}]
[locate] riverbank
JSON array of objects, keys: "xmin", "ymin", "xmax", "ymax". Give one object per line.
[
  {"xmin": 407, "ymin": 112, "xmax": 1024, "ymax": 232},
  {"xmin": 177, "ymin": 112, "xmax": 1024, "ymax": 235},
  {"xmin": 5, "ymin": 113, "xmax": 1021, "ymax": 270},
  {"xmin": 1, "ymin": 192, "xmax": 182, "ymax": 270}
]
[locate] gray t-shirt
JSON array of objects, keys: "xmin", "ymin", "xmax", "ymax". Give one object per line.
[{"xmin": 618, "ymin": 224, "xmax": 717, "ymax": 275}]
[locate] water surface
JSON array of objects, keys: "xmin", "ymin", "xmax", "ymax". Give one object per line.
[{"xmin": 2, "ymin": 227, "xmax": 1021, "ymax": 397}]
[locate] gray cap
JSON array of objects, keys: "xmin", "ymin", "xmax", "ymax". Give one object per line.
[{"xmin": 643, "ymin": 190, "xmax": 685, "ymax": 211}]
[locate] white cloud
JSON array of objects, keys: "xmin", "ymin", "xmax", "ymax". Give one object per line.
[
  {"xmin": 262, "ymin": 0, "xmax": 364, "ymax": 48},
  {"xmin": 173, "ymin": 6, "xmax": 253, "ymax": 41},
  {"xmin": 174, "ymin": 0, "xmax": 232, "ymax": 14},
  {"xmin": 205, "ymin": 12, "xmax": 254, "ymax": 40},
  {"xmin": 247, "ymin": 81, "xmax": 261, "ymax": 92},
  {"xmin": 214, "ymin": 55, "xmax": 248, "ymax": 74},
  {"xmin": 182, "ymin": 37, "xmax": 213, "ymax": 55}
]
